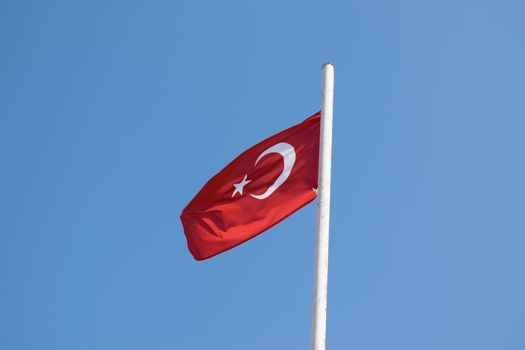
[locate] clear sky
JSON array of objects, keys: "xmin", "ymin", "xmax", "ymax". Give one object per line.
[{"xmin": 1, "ymin": 0, "xmax": 524, "ymax": 349}]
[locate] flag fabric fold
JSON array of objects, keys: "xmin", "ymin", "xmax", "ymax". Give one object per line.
[{"xmin": 180, "ymin": 112, "xmax": 320, "ymax": 260}]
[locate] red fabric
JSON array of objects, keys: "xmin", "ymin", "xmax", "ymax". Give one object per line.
[{"xmin": 180, "ymin": 112, "xmax": 320, "ymax": 260}]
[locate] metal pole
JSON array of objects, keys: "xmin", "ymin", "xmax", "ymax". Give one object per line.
[{"xmin": 311, "ymin": 63, "xmax": 334, "ymax": 350}]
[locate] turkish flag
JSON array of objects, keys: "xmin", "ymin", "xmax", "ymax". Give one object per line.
[{"xmin": 180, "ymin": 112, "xmax": 320, "ymax": 260}]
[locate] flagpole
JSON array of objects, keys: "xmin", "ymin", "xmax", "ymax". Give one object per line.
[{"xmin": 311, "ymin": 63, "xmax": 334, "ymax": 350}]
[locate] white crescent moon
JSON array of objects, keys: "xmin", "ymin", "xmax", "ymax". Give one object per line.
[{"xmin": 249, "ymin": 142, "xmax": 296, "ymax": 200}]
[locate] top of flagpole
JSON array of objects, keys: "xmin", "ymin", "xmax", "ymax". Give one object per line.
[{"xmin": 322, "ymin": 62, "xmax": 334, "ymax": 68}]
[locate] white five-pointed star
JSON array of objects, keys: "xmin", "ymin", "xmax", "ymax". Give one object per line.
[{"xmin": 232, "ymin": 174, "xmax": 251, "ymax": 198}]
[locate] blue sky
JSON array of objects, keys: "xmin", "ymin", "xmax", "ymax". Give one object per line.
[{"xmin": 1, "ymin": 0, "xmax": 524, "ymax": 349}]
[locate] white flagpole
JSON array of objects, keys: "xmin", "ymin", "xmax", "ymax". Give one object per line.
[{"xmin": 311, "ymin": 63, "xmax": 334, "ymax": 350}]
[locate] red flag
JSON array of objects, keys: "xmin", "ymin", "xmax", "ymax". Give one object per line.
[{"xmin": 180, "ymin": 112, "xmax": 320, "ymax": 260}]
